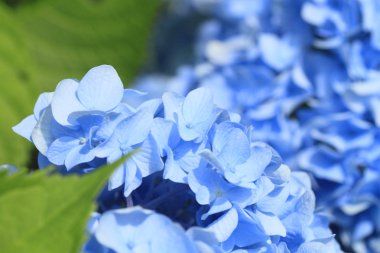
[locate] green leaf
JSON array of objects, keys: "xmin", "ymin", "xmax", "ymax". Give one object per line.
[
  {"xmin": 0, "ymin": 0, "xmax": 160, "ymax": 166},
  {"xmin": 0, "ymin": 155, "xmax": 130, "ymax": 253}
]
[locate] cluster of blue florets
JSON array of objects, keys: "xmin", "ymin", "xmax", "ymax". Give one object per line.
[
  {"xmin": 14, "ymin": 65, "xmax": 340, "ymax": 252},
  {"xmin": 13, "ymin": 0, "xmax": 380, "ymax": 252},
  {"xmin": 131, "ymin": 0, "xmax": 380, "ymax": 252}
]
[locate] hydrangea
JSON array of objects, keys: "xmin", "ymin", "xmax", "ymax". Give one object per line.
[
  {"xmin": 84, "ymin": 207, "xmax": 221, "ymax": 253},
  {"xmin": 14, "ymin": 64, "xmax": 343, "ymax": 252},
  {"xmin": 13, "ymin": 65, "xmax": 163, "ymax": 196},
  {"xmin": 130, "ymin": 0, "xmax": 380, "ymax": 251}
]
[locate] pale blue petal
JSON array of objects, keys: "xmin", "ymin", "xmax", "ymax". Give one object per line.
[
  {"xmin": 296, "ymin": 241, "xmax": 330, "ymax": 253},
  {"xmin": 182, "ymin": 88, "xmax": 214, "ymax": 124},
  {"xmin": 164, "ymin": 148, "xmax": 187, "ymax": 183},
  {"xmin": 207, "ymin": 207, "xmax": 239, "ymax": 242},
  {"xmin": 301, "ymin": 3, "xmax": 329, "ymax": 26},
  {"xmin": 137, "ymin": 98, "xmax": 162, "ymax": 116},
  {"xmin": 256, "ymin": 185, "xmax": 290, "ymax": 214},
  {"xmin": 108, "ymin": 165, "xmax": 125, "ymax": 190},
  {"xmin": 162, "ymin": 92, "xmax": 183, "ymax": 121},
  {"xmin": 122, "ymin": 88, "xmax": 147, "ymax": 108},
  {"xmin": 150, "ymin": 118, "xmax": 178, "ymax": 155},
  {"xmin": 94, "ymin": 209, "xmax": 136, "ymax": 253},
  {"xmin": 33, "ymin": 92, "xmax": 54, "ymax": 120},
  {"xmin": 175, "ymin": 141, "xmax": 205, "ymax": 172},
  {"xmin": 212, "ymin": 122, "xmax": 250, "ymax": 168},
  {"xmin": 199, "ymin": 149, "xmax": 224, "ymax": 173},
  {"xmin": 95, "ymin": 138, "xmax": 120, "ymax": 159},
  {"xmin": 111, "ymin": 109, "xmax": 154, "ymax": 147},
  {"xmin": 51, "ymin": 79, "xmax": 85, "ymax": 126},
  {"xmin": 12, "ymin": 114, "xmax": 36, "ymax": 141},
  {"xmin": 106, "ymin": 149, "xmax": 122, "ymax": 164},
  {"xmin": 31, "ymin": 107, "xmax": 55, "ymax": 155},
  {"xmin": 232, "ymin": 144, "xmax": 272, "ymax": 183},
  {"xmin": 131, "ymin": 136, "xmax": 164, "ymax": 177},
  {"xmin": 259, "ymin": 34, "xmax": 298, "ymax": 71},
  {"xmin": 188, "ymin": 168, "xmax": 212, "ymax": 205},
  {"xmin": 46, "ymin": 136, "xmax": 78, "ymax": 165},
  {"xmin": 140, "ymin": 215, "xmax": 198, "ymax": 253},
  {"xmin": 298, "ymin": 146, "xmax": 345, "ymax": 183},
  {"xmin": 77, "ymin": 65, "xmax": 124, "ymax": 111},
  {"xmin": 256, "ymin": 210, "xmax": 286, "ymax": 236},
  {"xmin": 123, "ymin": 160, "xmax": 142, "ymax": 197},
  {"xmin": 202, "ymin": 197, "xmax": 232, "ymax": 220},
  {"xmin": 64, "ymin": 144, "xmax": 95, "ymax": 169},
  {"xmin": 177, "ymin": 113, "xmax": 206, "ymax": 141}
]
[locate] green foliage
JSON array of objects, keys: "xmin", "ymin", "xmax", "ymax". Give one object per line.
[
  {"xmin": 0, "ymin": 156, "xmax": 129, "ymax": 253},
  {"xmin": 0, "ymin": 0, "xmax": 160, "ymax": 166}
]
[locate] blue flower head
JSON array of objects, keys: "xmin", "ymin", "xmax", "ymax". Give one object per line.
[
  {"xmin": 13, "ymin": 65, "xmax": 164, "ymax": 196},
  {"xmin": 84, "ymin": 207, "xmax": 221, "ymax": 253}
]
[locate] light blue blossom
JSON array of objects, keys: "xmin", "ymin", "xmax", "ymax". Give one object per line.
[
  {"xmin": 163, "ymin": 87, "xmax": 221, "ymax": 142},
  {"xmin": 95, "ymin": 108, "xmax": 164, "ymax": 196},
  {"xmin": 84, "ymin": 207, "xmax": 201, "ymax": 253},
  {"xmin": 199, "ymin": 122, "xmax": 272, "ymax": 188},
  {"xmin": 50, "ymin": 65, "xmax": 124, "ymax": 126},
  {"xmin": 150, "ymin": 117, "xmax": 206, "ymax": 183}
]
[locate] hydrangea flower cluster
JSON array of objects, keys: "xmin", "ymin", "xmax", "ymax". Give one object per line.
[
  {"xmin": 14, "ymin": 65, "xmax": 340, "ymax": 252},
  {"xmin": 133, "ymin": 0, "xmax": 380, "ymax": 252}
]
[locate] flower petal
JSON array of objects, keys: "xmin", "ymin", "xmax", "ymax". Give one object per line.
[
  {"xmin": 51, "ymin": 79, "xmax": 85, "ymax": 126},
  {"xmin": 77, "ymin": 65, "xmax": 124, "ymax": 111}
]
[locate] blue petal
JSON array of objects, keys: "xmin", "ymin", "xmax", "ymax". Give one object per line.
[
  {"xmin": 31, "ymin": 107, "xmax": 55, "ymax": 155},
  {"xmin": 64, "ymin": 144, "xmax": 95, "ymax": 170},
  {"xmin": 121, "ymin": 88, "xmax": 147, "ymax": 108},
  {"xmin": 213, "ymin": 122, "xmax": 250, "ymax": 170},
  {"xmin": 202, "ymin": 197, "xmax": 232, "ymax": 220},
  {"xmin": 122, "ymin": 161, "xmax": 142, "ymax": 197},
  {"xmin": 255, "ymin": 210, "xmax": 286, "ymax": 236},
  {"xmin": 207, "ymin": 207, "xmax": 239, "ymax": 242},
  {"xmin": 232, "ymin": 144, "xmax": 272, "ymax": 184},
  {"xmin": 301, "ymin": 3, "xmax": 329, "ymax": 26},
  {"xmin": 188, "ymin": 168, "xmax": 213, "ymax": 205},
  {"xmin": 178, "ymin": 87, "xmax": 216, "ymax": 141},
  {"xmin": 164, "ymin": 148, "xmax": 187, "ymax": 183},
  {"xmin": 33, "ymin": 92, "xmax": 54, "ymax": 120},
  {"xmin": 259, "ymin": 34, "xmax": 298, "ymax": 71},
  {"xmin": 51, "ymin": 79, "xmax": 86, "ymax": 126},
  {"xmin": 256, "ymin": 185, "xmax": 290, "ymax": 214},
  {"xmin": 12, "ymin": 114, "xmax": 36, "ymax": 141},
  {"xmin": 77, "ymin": 65, "xmax": 124, "ymax": 111},
  {"xmin": 150, "ymin": 118, "xmax": 179, "ymax": 155},
  {"xmin": 131, "ymin": 135, "xmax": 164, "ymax": 178},
  {"xmin": 46, "ymin": 136, "xmax": 79, "ymax": 165},
  {"xmin": 111, "ymin": 108, "xmax": 154, "ymax": 147},
  {"xmin": 181, "ymin": 87, "xmax": 214, "ymax": 123},
  {"xmin": 199, "ymin": 149, "xmax": 224, "ymax": 173},
  {"xmin": 108, "ymin": 163, "xmax": 125, "ymax": 190},
  {"xmin": 162, "ymin": 91, "xmax": 183, "ymax": 121},
  {"xmin": 175, "ymin": 142, "xmax": 206, "ymax": 173}
]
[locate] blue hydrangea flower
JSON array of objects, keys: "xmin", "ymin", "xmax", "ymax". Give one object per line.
[
  {"xmin": 163, "ymin": 87, "xmax": 221, "ymax": 142},
  {"xmin": 50, "ymin": 65, "xmax": 124, "ymax": 126},
  {"xmin": 150, "ymin": 117, "xmax": 206, "ymax": 183},
  {"xmin": 84, "ymin": 207, "xmax": 221, "ymax": 253},
  {"xmin": 95, "ymin": 108, "xmax": 164, "ymax": 196}
]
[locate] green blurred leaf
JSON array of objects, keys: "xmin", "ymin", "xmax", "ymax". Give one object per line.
[
  {"xmin": 0, "ymin": 0, "xmax": 160, "ymax": 166},
  {"xmin": 0, "ymin": 155, "xmax": 130, "ymax": 253}
]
